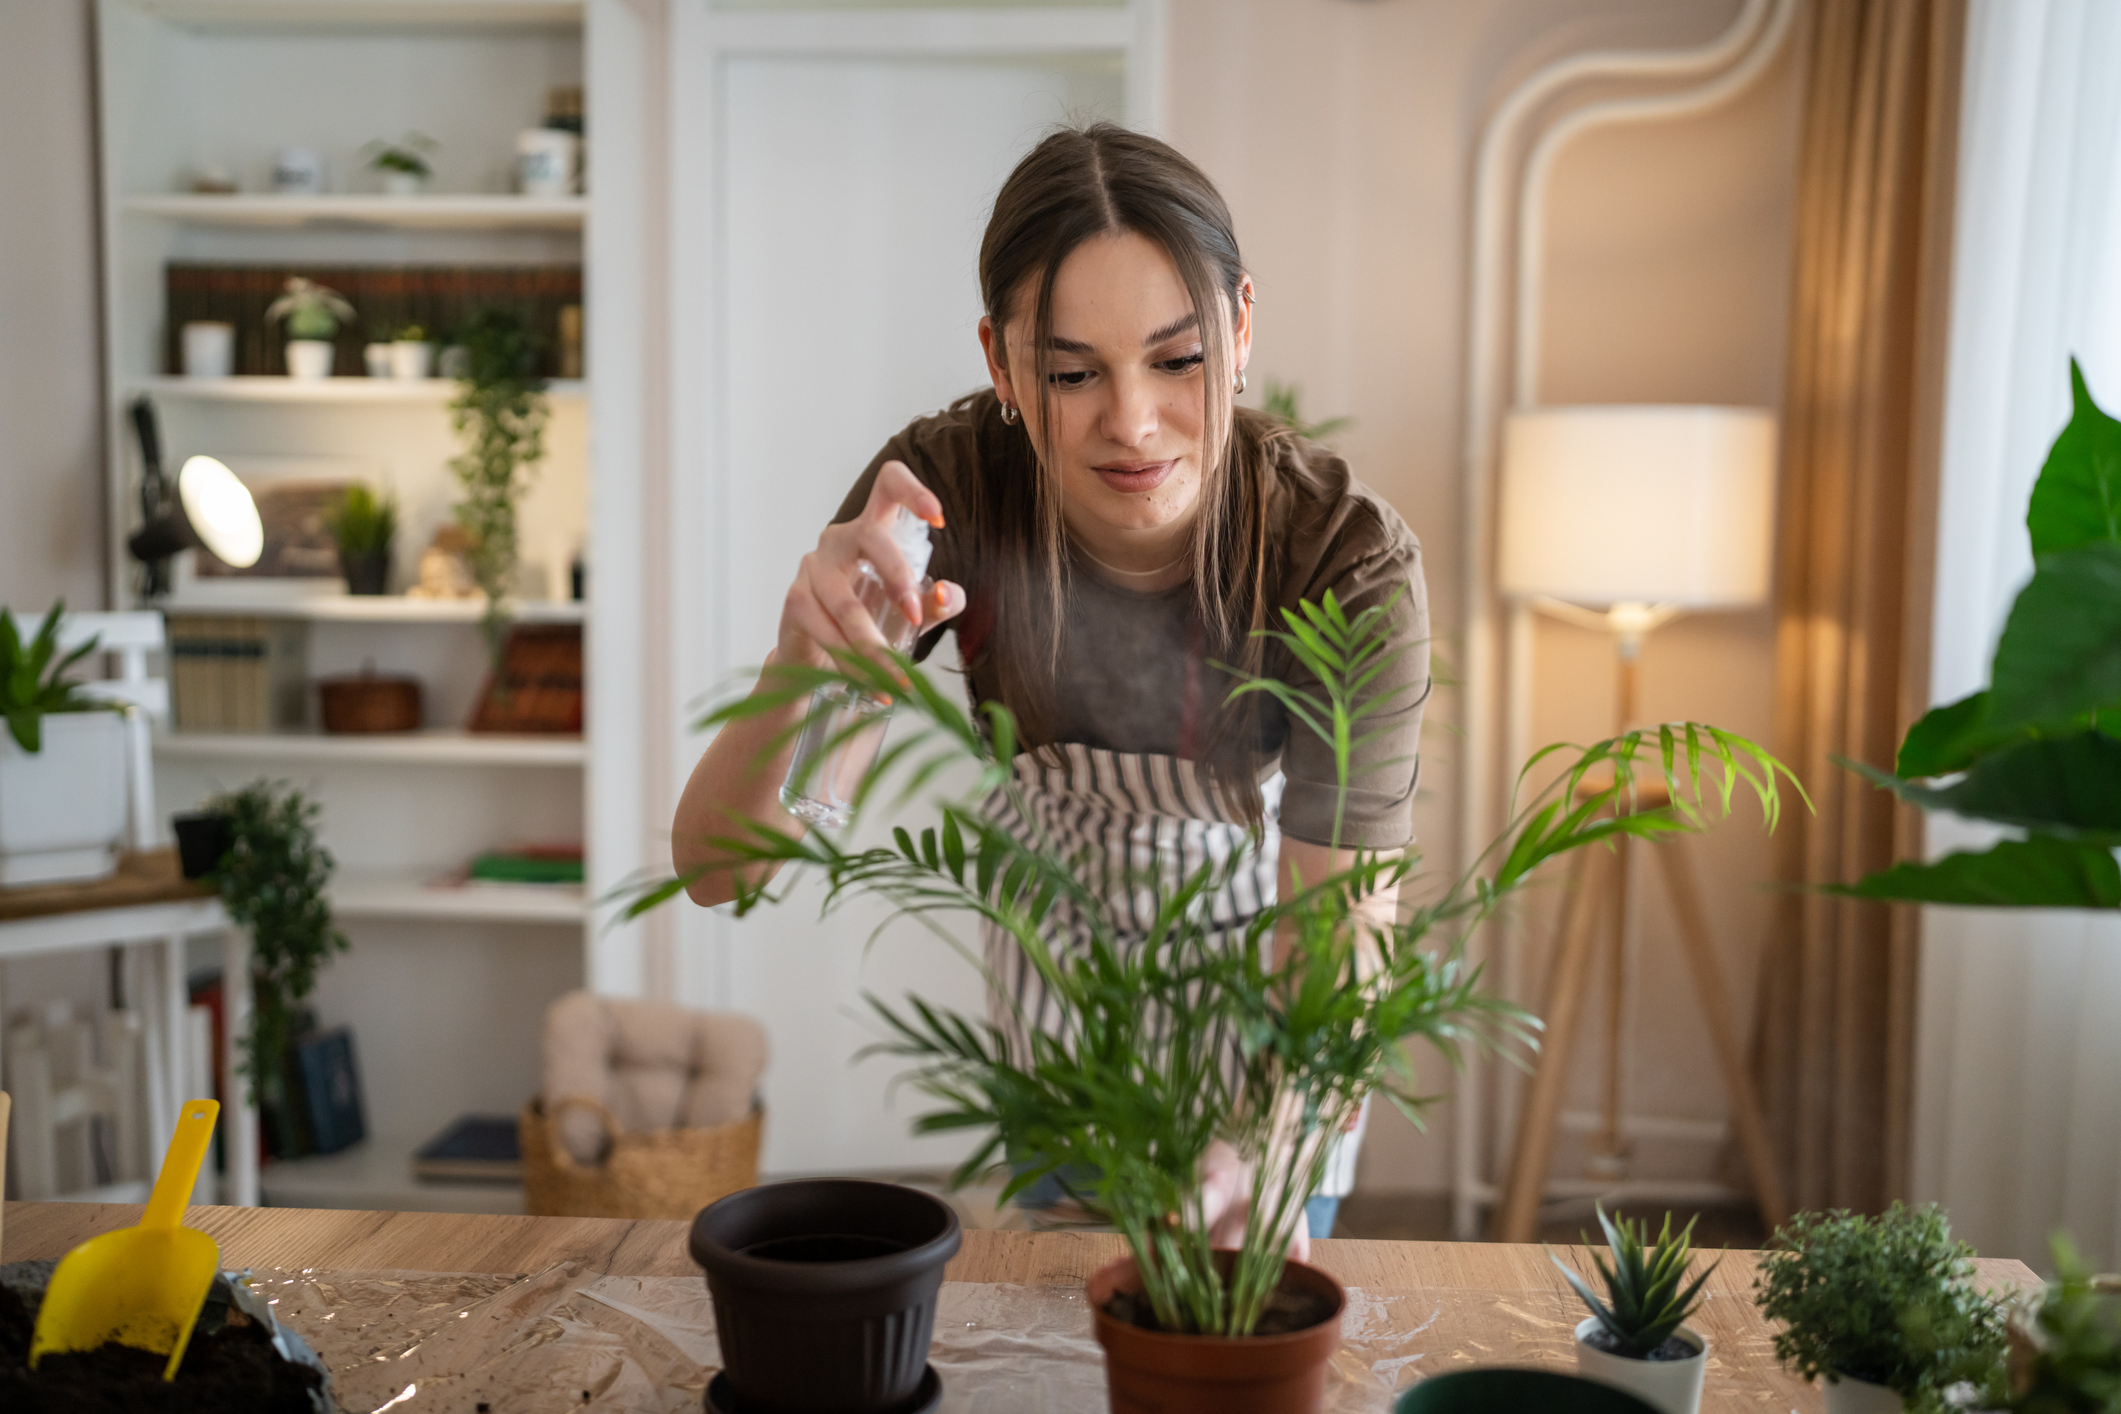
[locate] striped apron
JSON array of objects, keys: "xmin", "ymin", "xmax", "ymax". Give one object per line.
[{"xmin": 980, "ymin": 742, "xmax": 1367, "ymax": 1209}]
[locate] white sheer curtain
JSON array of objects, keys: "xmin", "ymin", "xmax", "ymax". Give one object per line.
[{"xmin": 1911, "ymin": 0, "xmax": 2121, "ymax": 1269}]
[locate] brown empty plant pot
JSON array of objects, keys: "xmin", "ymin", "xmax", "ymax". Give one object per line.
[{"xmin": 1089, "ymin": 1253, "xmax": 1346, "ymax": 1414}]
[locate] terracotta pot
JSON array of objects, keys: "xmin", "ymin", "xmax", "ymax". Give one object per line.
[
  {"xmin": 1573, "ymin": 1317, "xmax": 1706, "ymax": 1414},
  {"xmin": 1088, "ymin": 1253, "xmax": 1345, "ymax": 1414},
  {"xmin": 689, "ymin": 1179, "xmax": 960, "ymax": 1414}
]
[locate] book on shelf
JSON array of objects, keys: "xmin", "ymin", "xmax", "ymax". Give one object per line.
[
  {"xmin": 412, "ymin": 1114, "xmax": 522, "ymax": 1184},
  {"xmin": 467, "ymin": 844, "xmax": 584, "ymax": 887},
  {"xmin": 260, "ymin": 1015, "xmax": 367, "ymax": 1162},
  {"xmin": 167, "ymin": 615, "xmax": 308, "ymax": 733}
]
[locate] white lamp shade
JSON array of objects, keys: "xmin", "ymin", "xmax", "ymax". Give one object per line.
[
  {"xmin": 177, "ymin": 455, "xmax": 264, "ymax": 569},
  {"xmin": 1497, "ymin": 405, "xmax": 1777, "ymax": 608}
]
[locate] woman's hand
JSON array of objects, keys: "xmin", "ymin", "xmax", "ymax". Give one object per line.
[
  {"xmin": 778, "ymin": 459, "xmax": 965, "ymax": 670},
  {"xmin": 1198, "ymin": 1139, "xmax": 1311, "ymax": 1263}
]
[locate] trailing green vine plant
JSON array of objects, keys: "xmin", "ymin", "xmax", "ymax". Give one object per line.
[
  {"xmin": 199, "ymin": 782, "xmax": 348, "ymax": 1105},
  {"xmin": 450, "ymin": 307, "xmax": 549, "ymax": 662},
  {"xmin": 627, "ymin": 588, "xmax": 1798, "ymax": 1339}
]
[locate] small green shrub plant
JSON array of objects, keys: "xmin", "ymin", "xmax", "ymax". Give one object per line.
[
  {"xmin": 196, "ymin": 782, "xmax": 348, "ymax": 1104},
  {"xmin": 1554, "ymin": 1205, "xmax": 1718, "ymax": 1359},
  {"xmin": 362, "ymin": 131, "xmax": 437, "ymax": 178},
  {"xmin": 1755, "ymin": 1203, "xmax": 2007, "ymax": 1411},
  {"xmin": 0, "ymin": 602, "xmax": 114, "ymax": 753}
]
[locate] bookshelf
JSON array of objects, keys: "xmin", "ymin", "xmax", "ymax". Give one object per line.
[{"xmin": 102, "ymin": 0, "xmax": 600, "ymax": 1212}]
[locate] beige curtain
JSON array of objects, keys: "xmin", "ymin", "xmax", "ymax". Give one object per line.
[{"xmin": 1757, "ymin": 0, "xmax": 1964, "ymax": 1215}]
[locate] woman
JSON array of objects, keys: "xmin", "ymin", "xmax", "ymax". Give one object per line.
[{"xmin": 674, "ymin": 123, "xmax": 1430, "ymax": 1246}]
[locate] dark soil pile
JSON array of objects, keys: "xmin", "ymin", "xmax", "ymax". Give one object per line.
[
  {"xmin": 1104, "ymin": 1281, "xmax": 1337, "ymax": 1337},
  {"xmin": 1581, "ymin": 1325, "xmax": 1700, "ymax": 1362},
  {"xmin": 0, "ymin": 1281, "xmax": 325, "ymax": 1413}
]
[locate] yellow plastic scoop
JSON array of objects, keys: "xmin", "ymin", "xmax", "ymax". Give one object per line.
[{"xmin": 31, "ymin": 1098, "xmax": 221, "ymax": 1380}]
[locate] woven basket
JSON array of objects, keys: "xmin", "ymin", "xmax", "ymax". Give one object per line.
[{"xmin": 519, "ymin": 1094, "xmax": 763, "ymax": 1220}]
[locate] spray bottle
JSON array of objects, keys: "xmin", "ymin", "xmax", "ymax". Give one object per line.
[{"xmin": 780, "ymin": 506, "xmax": 934, "ymax": 827}]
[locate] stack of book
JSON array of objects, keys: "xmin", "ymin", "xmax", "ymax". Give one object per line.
[
  {"xmin": 167, "ymin": 615, "xmax": 309, "ymax": 732},
  {"xmin": 468, "ymin": 844, "xmax": 584, "ymax": 887}
]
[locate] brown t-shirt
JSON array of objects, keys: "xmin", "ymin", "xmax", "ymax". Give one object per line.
[{"xmin": 834, "ymin": 398, "xmax": 1431, "ymax": 849}]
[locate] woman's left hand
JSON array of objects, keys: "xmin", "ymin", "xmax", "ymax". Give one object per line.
[{"xmin": 1198, "ymin": 1140, "xmax": 1310, "ymax": 1262}]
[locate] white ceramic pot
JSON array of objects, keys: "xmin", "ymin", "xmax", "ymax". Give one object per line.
[
  {"xmin": 1574, "ymin": 1317, "xmax": 1707, "ymax": 1414},
  {"xmin": 182, "ymin": 321, "xmax": 234, "ymax": 378},
  {"xmin": 0, "ymin": 711, "xmax": 128, "ymax": 885},
  {"xmin": 285, "ymin": 339, "xmax": 335, "ymax": 379},
  {"xmin": 1821, "ymin": 1373, "xmax": 1904, "ymax": 1414},
  {"xmin": 380, "ymin": 169, "xmax": 425, "ymax": 196},
  {"xmin": 516, "ymin": 127, "xmax": 579, "ymax": 197},
  {"xmin": 363, "ymin": 342, "xmax": 392, "ymax": 378},
  {"xmin": 389, "ymin": 340, "xmax": 435, "ymax": 380}
]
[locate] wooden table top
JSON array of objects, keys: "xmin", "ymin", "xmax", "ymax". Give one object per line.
[
  {"xmin": 4, "ymin": 1202, "xmax": 2043, "ymax": 1410},
  {"xmin": 0, "ymin": 849, "xmax": 213, "ymax": 922}
]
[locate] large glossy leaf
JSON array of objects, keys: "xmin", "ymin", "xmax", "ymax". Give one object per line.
[
  {"xmin": 1896, "ymin": 691, "xmax": 2011, "ymax": 778},
  {"xmin": 1833, "ymin": 835, "xmax": 2121, "ymax": 908},
  {"xmin": 2027, "ymin": 360, "xmax": 2121, "ymax": 556},
  {"xmin": 1849, "ymin": 736, "xmax": 2121, "ymax": 842},
  {"xmin": 1987, "ymin": 543, "xmax": 2121, "ymax": 730}
]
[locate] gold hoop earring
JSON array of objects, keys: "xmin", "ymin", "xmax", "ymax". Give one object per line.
[
  {"xmin": 1000, "ymin": 401, "xmax": 1019, "ymax": 425},
  {"xmin": 1234, "ymin": 369, "xmax": 1247, "ymax": 395}
]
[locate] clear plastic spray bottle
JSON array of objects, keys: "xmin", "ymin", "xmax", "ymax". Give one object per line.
[{"xmin": 779, "ymin": 507, "xmax": 934, "ymax": 827}]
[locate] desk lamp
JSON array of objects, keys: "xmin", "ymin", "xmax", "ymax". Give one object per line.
[{"xmin": 126, "ymin": 398, "xmax": 263, "ymax": 596}]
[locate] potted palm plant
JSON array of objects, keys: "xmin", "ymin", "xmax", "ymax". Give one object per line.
[
  {"xmin": 0, "ymin": 604, "xmax": 126, "ymax": 886},
  {"xmin": 265, "ymin": 277, "xmax": 353, "ymax": 380},
  {"xmin": 1754, "ymin": 1204, "xmax": 2007, "ymax": 1413},
  {"xmin": 635, "ymin": 591, "xmax": 1793, "ymax": 1412},
  {"xmin": 1554, "ymin": 1207, "xmax": 1716, "ymax": 1414}
]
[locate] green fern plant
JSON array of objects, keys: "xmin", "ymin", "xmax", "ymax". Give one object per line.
[
  {"xmin": 1, "ymin": 602, "xmax": 113, "ymax": 753},
  {"xmin": 1554, "ymin": 1206, "xmax": 1717, "ymax": 1358}
]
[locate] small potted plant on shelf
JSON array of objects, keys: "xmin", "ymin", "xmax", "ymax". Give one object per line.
[
  {"xmin": 1755, "ymin": 1203, "xmax": 2008, "ymax": 1413},
  {"xmin": 265, "ymin": 277, "xmax": 353, "ymax": 380},
  {"xmin": 633, "ymin": 590, "xmax": 1795, "ymax": 1414},
  {"xmin": 362, "ymin": 130, "xmax": 437, "ymax": 196},
  {"xmin": 326, "ymin": 484, "xmax": 397, "ymax": 595},
  {"xmin": 389, "ymin": 322, "xmax": 435, "ymax": 381},
  {"xmin": 0, "ymin": 603, "xmax": 126, "ymax": 886},
  {"xmin": 450, "ymin": 306, "xmax": 549, "ymax": 660},
  {"xmin": 1554, "ymin": 1206, "xmax": 1717, "ymax": 1414}
]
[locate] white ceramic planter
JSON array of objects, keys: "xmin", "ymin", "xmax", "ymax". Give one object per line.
[
  {"xmin": 363, "ymin": 342, "xmax": 392, "ymax": 378},
  {"xmin": 0, "ymin": 711, "xmax": 128, "ymax": 885},
  {"xmin": 1574, "ymin": 1317, "xmax": 1707, "ymax": 1414},
  {"xmin": 1821, "ymin": 1373, "xmax": 1904, "ymax": 1414},
  {"xmin": 286, "ymin": 338, "xmax": 335, "ymax": 379},
  {"xmin": 380, "ymin": 170, "xmax": 425, "ymax": 196},
  {"xmin": 389, "ymin": 340, "xmax": 435, "ymax": 380}
]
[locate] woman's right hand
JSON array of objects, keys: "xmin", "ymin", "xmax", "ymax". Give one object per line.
[{"xmin": 776, "ymin": 458, "xmax": 966, "ymax": 669}]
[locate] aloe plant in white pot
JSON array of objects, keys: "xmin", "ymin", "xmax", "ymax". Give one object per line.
[
  {"xmin": 1555, "ymin": 1206, "xmax": 1717, "ymax": 1414},
  {"xmin": 0, "ymin": 604, "xmax": 127, "ymax": 885}
]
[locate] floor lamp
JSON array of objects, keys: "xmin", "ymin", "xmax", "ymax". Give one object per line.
[{"xmin": 1489, "ymin": 404, "xmax": 1788, "ymax": 1242}]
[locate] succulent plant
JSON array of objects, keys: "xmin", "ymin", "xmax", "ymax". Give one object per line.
[{"xmin": 1555, "ymin": 1205, "xmax": 1719, "ymax": 1359}]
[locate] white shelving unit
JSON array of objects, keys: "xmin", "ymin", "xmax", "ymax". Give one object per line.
[
  {"xmin": 100, "ymin": 0, "xmax": 601, "ymax": 1212},
  {"xmin": 128, "ymin": 375, "xmax": 587, "ymax": 404},
  {"xmin": 125, "ymin": 193, "xmax": 586, "ymax": 229}
]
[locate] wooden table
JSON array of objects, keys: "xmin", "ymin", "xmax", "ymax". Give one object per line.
[{"xmin": 5, "ymin": 1202, "xmax": 2042, "ymax": 1411}]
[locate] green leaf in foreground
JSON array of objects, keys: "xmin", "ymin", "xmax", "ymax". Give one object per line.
[
  {"xmin": 1986, "ymin": 542, "xmax": 2121, "ymax": 731},
  {"xmin": 2027, "ymin": 359, "xmax": 2121, "ymax": 557},
  {"xmin": 1846, "ymin": 736, "xmax": 2121, "ymax": 843},
  {"xmin": 1832, "ymin": 834, "xmax": 2121, "ymax": 909},
  {"xmin": 1895, "ymin": 692, "xmax": 2010, "ymax": 778}
]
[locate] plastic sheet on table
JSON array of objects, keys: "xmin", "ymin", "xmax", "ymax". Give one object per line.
[{"xmin": 242, "ymin": 1265, "xmax": 1794, "ymax": 1413}]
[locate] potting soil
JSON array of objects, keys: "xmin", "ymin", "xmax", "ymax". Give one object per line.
[
  {"xmin": 1102, "ymin": 1282, "xmax": 1339, "ymax": 1336},
  {"xmin": 0, "ymin": 1281, "xmax": 325, "ymax": 1414},
  {"xmin": 1579, "ymin": 1325, "xmax": 1699, "ymax": 1362}
]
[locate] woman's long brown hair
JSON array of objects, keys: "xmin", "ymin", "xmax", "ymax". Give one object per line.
[{"xmin": 961, "ymin": 123, "xmax": 1293, "ymax": 824}]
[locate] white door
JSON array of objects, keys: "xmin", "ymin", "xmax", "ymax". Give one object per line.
[{"xmin": 665, "ymin": 5, "xmax": 1158, "ymax": 1175}]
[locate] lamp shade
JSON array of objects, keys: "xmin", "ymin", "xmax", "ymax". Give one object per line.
[{"xmin": 1497, "ymin": 405, "xmax": 1777, "ymax": 608}]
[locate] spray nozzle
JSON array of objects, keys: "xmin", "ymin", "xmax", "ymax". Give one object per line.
[{"xmin": 888, "ymin": 506, "xmax": 935, "ymax": 582}]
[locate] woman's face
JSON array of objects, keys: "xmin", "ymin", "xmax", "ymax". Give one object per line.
[{"xmin": 979, "ymin": 230, "xmax": 1251, "ymax": 543}]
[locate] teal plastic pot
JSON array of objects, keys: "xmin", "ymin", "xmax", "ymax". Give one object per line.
[{"xmin": 1396, "ymin": 1369, "xmax": 1660, "ymax": 1413}]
